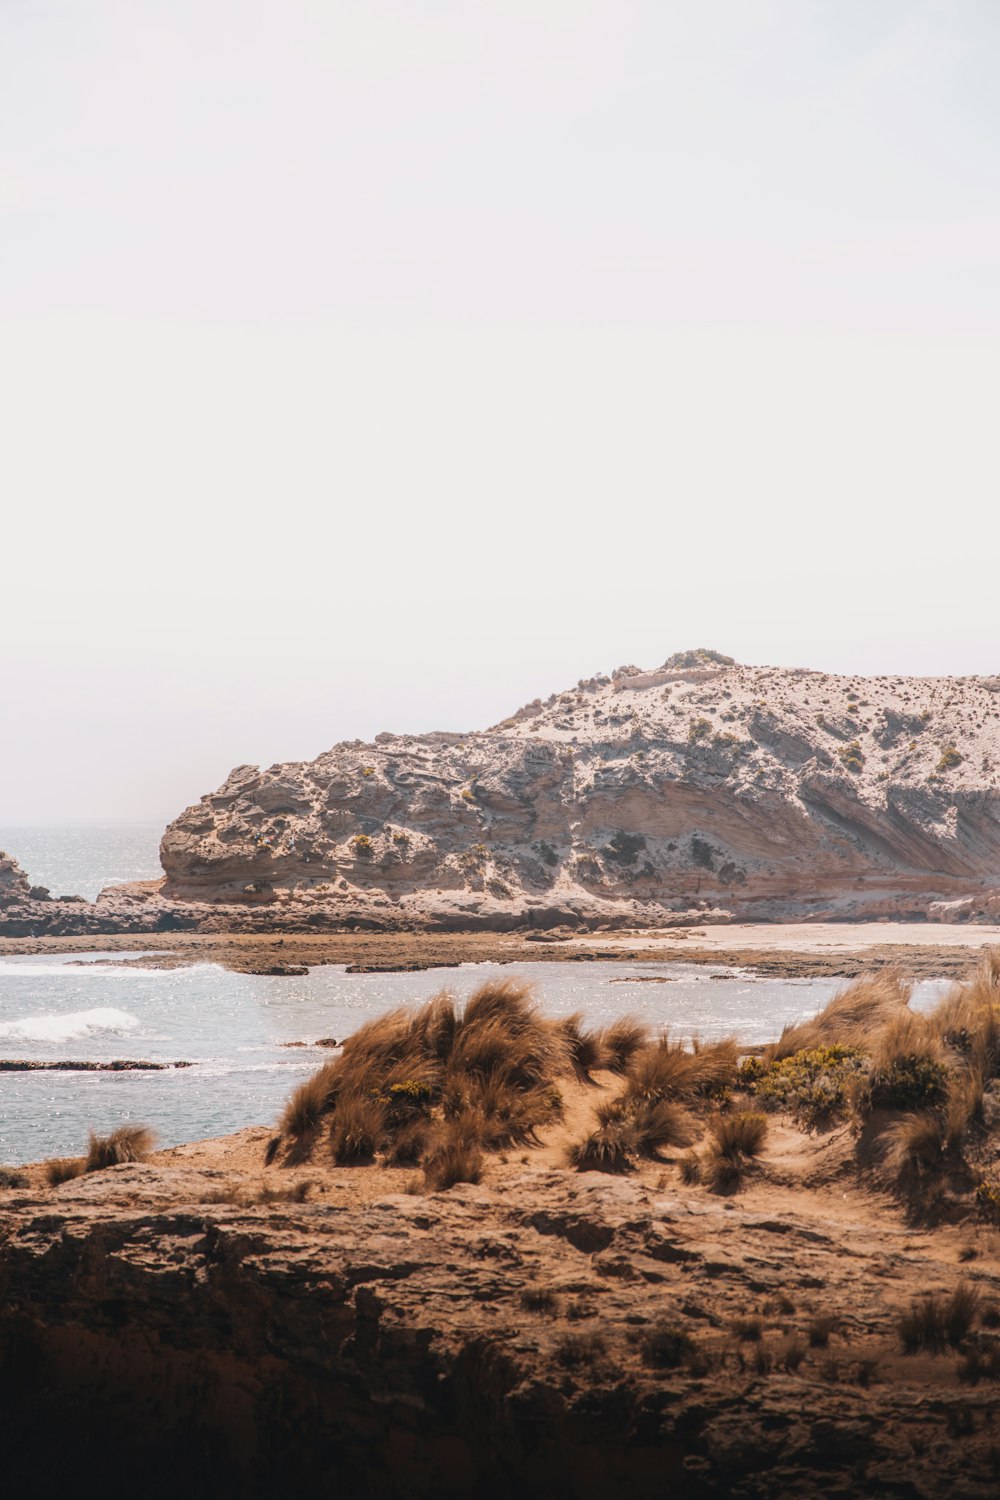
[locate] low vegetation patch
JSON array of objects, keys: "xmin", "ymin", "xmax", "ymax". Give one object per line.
[
  {"xmin": 898, "ymin": 1284, "xmax": 980, "ymax": 1353},
  {"xmin": 739, "ymin": 1044, "xmax": 865, "ymax": 1128}
]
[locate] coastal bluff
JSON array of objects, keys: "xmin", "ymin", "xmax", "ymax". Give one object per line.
[
  {"xmin": 6, "ymin": 650, "xmax": 1000, "ymax": 935},
  {"xmin": 156, "ymin": 650, "xmax": 1000, "ymax": 929}
]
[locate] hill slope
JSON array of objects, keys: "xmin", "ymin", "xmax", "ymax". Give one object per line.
[{"xmin": 158, "ymin": 652, "xmax": 1000, "ymax": 928}]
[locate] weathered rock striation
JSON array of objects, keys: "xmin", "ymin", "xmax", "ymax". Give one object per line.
[
  {"xmin": 157, "ymin": 651, "xmax": 1000, "ymax": 928},
  {"xmin": 6, "ymin": 651, "xmax": 1000, "ymax": 937}
]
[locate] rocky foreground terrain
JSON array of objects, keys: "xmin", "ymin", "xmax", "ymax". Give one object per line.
[
  {"xmin": 5, "ymin": 649, "xmax": 1000, "ymax": 937},
  {"xmin": 7, "ymin": 956, "xmax": 1000, "ymax": 1498},
  {"xmin": 4, "ymin": 1151, "xmax": 999, "ymax": 1499}
]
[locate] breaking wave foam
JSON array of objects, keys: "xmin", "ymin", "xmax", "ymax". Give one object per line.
[{"xmin": 0, "ymin": 1007, "xmax": 140, "ymax": 1044}]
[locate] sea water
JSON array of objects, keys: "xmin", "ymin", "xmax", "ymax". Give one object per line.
[
  {"xmin": 0, "ymin": 951, "xmax": 951, "ymax": 1165},
  {"xmin": 0, "ymin": 823, "xmax": 164, "ymax": 902}
]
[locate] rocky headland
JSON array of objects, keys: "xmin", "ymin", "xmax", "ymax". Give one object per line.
[{"xmin": 6, "ymin": 650, "xmax": 1000, "ymax": 940}]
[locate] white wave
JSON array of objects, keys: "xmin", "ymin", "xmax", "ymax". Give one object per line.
[{"xmin": 0, "ymin": 1006, "xmax": 140, "ymax": 1043}]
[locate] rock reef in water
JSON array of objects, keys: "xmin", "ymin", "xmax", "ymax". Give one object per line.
[{"xmin": 157, "ymin": 653, "xmax": 1000, "ymax": 927}]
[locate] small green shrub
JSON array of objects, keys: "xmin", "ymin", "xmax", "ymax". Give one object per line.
[
  {"xmin": 937, "ymin": 746, "xmax": 963, "ymax": 772},
  {"xmin": 604, "ymin": 830, "xmax": 646, "ymax": 865},
  {"xmin": 838, "ymin": 740, "xmax": 865, "ymax": 773},
  {"xmin": 744, "ymin": 1045, "xmax": 866, "ymax": 1128},
  {"xmin": 688, "ymin": 717, "xmax": 712, "ymax": 743},
  {"xmin": 869, "ymin": 1055, "xmax": 949, "ymax": 1110},
  {"xmin": 351, "ymin": 834, "xmax": 373, "ymax": 855},
  {"xmin": 976, "ymin": 1177, "xmax": 1000, "ymax": 1225}
]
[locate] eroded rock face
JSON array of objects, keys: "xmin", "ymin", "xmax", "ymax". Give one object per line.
[
  {"xmin": 1, "ymin": 1164, "xmax": 998, "ymax": 1498},
  {"xmin": 157, "ymin": 655, "xmax": 1000, "ymax": 926},
  {"xmin": 0, "ymin": 850, "xmax": 32, "ymax": 905}
]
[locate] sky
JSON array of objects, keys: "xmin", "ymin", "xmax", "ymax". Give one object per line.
[{"xmin": 2, "ymin": 0, "xmax": 999, "ymax": 822}]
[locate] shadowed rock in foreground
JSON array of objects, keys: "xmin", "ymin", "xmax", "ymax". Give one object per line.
[{"xmin": 1, "ymin": 1164, "xmax": 998, "ymax": 1499}]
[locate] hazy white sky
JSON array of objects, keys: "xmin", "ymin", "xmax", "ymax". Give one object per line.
[{"xmin": 2, "ymin": 0, "xmax": 999, "ymax": 822}]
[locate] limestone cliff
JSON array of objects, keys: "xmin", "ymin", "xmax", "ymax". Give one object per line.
[{"xmin": 158, "ymin": 652, "xmax": 1000, "ymax": 926}]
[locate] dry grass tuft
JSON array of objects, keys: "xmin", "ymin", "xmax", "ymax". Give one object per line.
[
  {"xmin": 422, "ymin": 1119, "xmax": 484, "ymax": 1191},
  {"xmin": 627, "ymin": 1033, "xmax": 738, "ymax": 1103},
  {"xmin": 280, "ymin": 1063, "xmax": 340, "ymax": 1138},
  {"xmin": 880, "ymin": 1110, "xmax": 946, "ymax": 1191},
  {"xmin": 807, "ymin": 1316, "xmax": 835, "ymax": 1348},
  {"xmin": 899, "ymin": 1283, "xmax": 980, "ymax": 1353},
  {"xmin": 629, "ymin": 1097, "xmax": 697, "ymax": 1158},
  {"xmin": 520, "ymin": 1287, "xmax": 559, "ymax": 1315},
  {"xmin": 553, "ymin": 1012, "xmax": 605, "ymax": 1083},
  {"xmin": 679, "ymin": 1150, "xmax": 702, "ymax": 1185},
  {"xmin": 85, "ymin": 1124, "xmax": 155, "ymax": 1172},
  {"xmin": 730, "ymin": 1316, "xmax": 763, "ymax": 1342},
  {"xmin": 329, "ymin": 1095, "xmax": 387, "ymax": 1165},
  {"xmin": 44, "ymin": 1157, "xmax": 86, "ymax": 1186},
  {"xmin": 275, "ymin": 978, "xmax": 573, "ymax": 1175},
  {"xmin": 567, "ymin": 1121, "xmax": 634, "ymax": 1174},
  {"xmin": 769, "ymin": 971, "xmax": 912, "ymax": 1061},
  {"xmin": 780, "ymin": 1335, "xmax": 807, "ymax": 1372},
  {"xmin": 958, "ymin": 1342, "xmax": 1000, "ymax": 1384},
  {"xmin": 0, "ymin": 1167, "xmax": 28, "ymax": 1189},
  {"xmin": 555, "ymin": 1331, "xmax": 607, "ymax": 1369},
  {"xmin": 700, "ymin": 1110, "xmax": 767, "ymax": 1192},
  {"xmin": 597, "ymin": 1016, "xmax": 649, "ymax": 1074},
  {"xmin": 640, "ymin": 1323, "xmax": 695, "ymax": 1368}
]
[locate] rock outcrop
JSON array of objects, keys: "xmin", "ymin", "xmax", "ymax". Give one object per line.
[
  {"xmin": 156, "ymin": 652, "xmax": 1000, "ymax": 927},
  {"xmin": 2, "ymin": 1158, "xmax": 999, "ymax": 1498}
]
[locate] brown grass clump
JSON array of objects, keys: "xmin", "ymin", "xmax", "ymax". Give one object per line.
[
  {"xmin": 552, "ymin": 1013, "xmax": 605, "ymax": 1083},
  {"xmin": 629, "ymin": 1097, "xmax": 698, "ymax": 1158},
  {"xmin": 627, "ymin": 1033, "xmax": 738, "ymax": 1103},
  {"xmin": 958, "ymin": 1342, "xmax": 1000, "ymax": 1384},
  {"xmin": 555, "ymin": 1331, "xmax": 607, "ymax": 1369},
  {"xmin": 280, "ymin": 1062, "xmax": 340, "ymax": 1139},
  {"xmin": 640, "ymin": 1323, "xmax": 695, "ymax": 1368},
  {"xmin": 899, "ymin": 1284, "xmax": 980, "ymax": 1353},
  {"xmin": 780, "ymin": 1336, "xmax": 807, "ymax": 1372},
  {"xmin": 701, "ymin": 1111, "xmax": 768, "ymax": 1191},
  {"xmin": 679, "ymin": 1150, "xmax": 702, "ymax": 1184},
  {"xmin": 85, "ymin": 1124, "xmax": 156, "ymax": 1172},
  {"xmin": 329, "ymin": 1095, "xmax": 387, "ymax": 1165},
  {"xmin": 567, "ymin": 1091, "xmax": 696, "ymax": 1174},
  {"xmin": 880, "ymin": 1110, "xmax": 946, "ymax": 1192},
  {"xmin": 0, "ymin": 1167, "xmax": 27, "ymax": 1189},
  {"xmin": 520, "ymin": 1287, "xmax": 559, "ymax": 1315},
  {"xmin": 568, "ymin": 1120, "xmax": 634, "ymax": 1174},
  {"xmin": 769, "ymin": 971, "xmax": 911, "ymax": 1062},
  {"xmin": 422, "ymin": 1128, "xmax": 484, "ymax": 1192},
  {"xmin": 274, "ymin": 979, "xmax": 573, "ymax": 1176},
  {"xmin": 807, "ymin": 1316, "xmax": 836, "ymax": 1349},
  {"xmin": 931, "ymin": 954, "xmax": 1000, "ymax": 1077},
  {"xmin": 597, "ymin": 1016, "xmax": 649, "ymax": 1074},
  {"xmin": 44, "ymin": 1157, "xmax": 86, "ymax": 1186}
]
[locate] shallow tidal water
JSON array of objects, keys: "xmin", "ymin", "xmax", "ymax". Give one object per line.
[{"xmin": 0, "ymin": 953, "xmax": 951, "ymax": 1165}]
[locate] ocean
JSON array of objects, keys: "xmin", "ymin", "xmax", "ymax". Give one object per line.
[
  {"xmin": 0, "ymin": 823, "xmax": 164, "ymax": 903},
  {"xmin": 0, "ymin": 826, "xmax": 951, "ymax": 1167}
]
